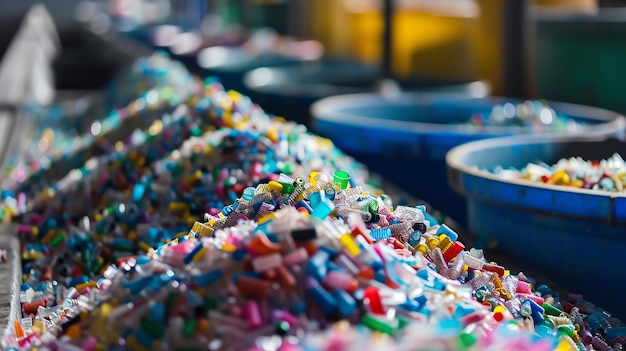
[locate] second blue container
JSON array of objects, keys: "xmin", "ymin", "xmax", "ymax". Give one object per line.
[{"xmin": 446, "ymin": 134, "xmax": 626, "ymax": 319}]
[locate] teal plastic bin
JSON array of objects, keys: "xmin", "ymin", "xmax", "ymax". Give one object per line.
[
  {"xmin": 447, "ymin": 134, "xmax": 626, "ymax": 319},
  {"xmin": 536, "ymin": 8, "xmax": 626, "ymax": 115}
]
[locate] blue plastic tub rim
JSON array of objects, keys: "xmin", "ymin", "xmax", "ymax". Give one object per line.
[
  {"xmin": 311, "ymin": 93, "xmax": 626, "ymax": 136},
  {"xmin": 446, "ymin": 133, "xmax": 626, "ymax": 225}
]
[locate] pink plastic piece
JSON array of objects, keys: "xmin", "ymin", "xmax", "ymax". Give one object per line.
[
  {"xmin": 251, "ymin": 253, "xmax": 283, "ymax": 272},
  {"xmin": 244, "ymin": 300, "xmax": 262, "ymax": 330},
  {"xmin": 516, "ymin": 281, "xmax": 532, "ymax": 294},
  {"xmin": 282, "ymin": 247, "xmax": 309, "ymax": 265}
]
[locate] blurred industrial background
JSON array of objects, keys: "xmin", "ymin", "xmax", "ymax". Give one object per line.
[{"xmin": 4, "ymin": 0, "xmax": 626, "ymax": 108}]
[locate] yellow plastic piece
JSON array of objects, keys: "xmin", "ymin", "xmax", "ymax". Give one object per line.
[
  {"xmin": 184, "ymin": 170, "xmax": 202, "ymax": 184},
  {"xmin": 32, "ymin": 320, "xmax": 46, "ymax": 335},
  {"xmin": 266, "ymin": 128, "xmax": 279, "ymax": 143},
  {"xmin": 169, "ymin": 202, "xmax": 189, "ymax": 212},
  {"xmin": 493, "ymin": 305, "xmax": 507, "ymax": 314},
  {"xmin": 570, "ymin": 179, "xmax": 584, "ymax": 188},
  {"xmin": 221, "ymin": 243, "xmax": 237, "ymax": 252},
  {"xmin": 227, "ymin": 90, "xmax": 242, "ymax": 102},
  {"xmin": 22, "ymin": 251, "xmax": 44, "ymax": 261},
  {"xmin": 127, "ymin": 230, "xmax": 137, "ymax": 241},
  {"xmin": 41, "ymin": 230, "xmax": 60, "ymax": 245},
  {"xmin": 268, "ymin": 181, "xmax": 283, "ymax": 192},
  {"xmin": 415, "ymin": 244, "xmax": 429, "ymax": 256},
  {"xmin": 339, "ymin": 234, "xmax": 361, "ymax": 256},
  {"xmin": 258, "ymin": 213, "xmax": 276, "ymax": 225},
  {"xmin": 426, "ymin": 237, "xmax": 440, "ymax": 250},
  {"xmin": 139, "ymin": 242, "xmax": 152, "ymax": 253},
  {"xmin": 309, "ymin": 171, "xmax": 321, "ymax": 186},
  {"xmin": 76, "ymin": 281, "xmax": 98, "ymax": 291},
  {"xmin": 551, "ymin": 170, "xmax": 571, "ymax": 185},
  {"xmin": 438, "ymin": 235, "xmax": 452, "ymax": 252},
  {"xmin": 192, "ymin": 247, "xmax": 207, "ymax": 262},
  {"xmin": 555, "ymin": 338, "xmax": 577, "ymax": 351},
  {"xmin": 93, "ymin": 303, "xmax": 111, "ymax": 336}
]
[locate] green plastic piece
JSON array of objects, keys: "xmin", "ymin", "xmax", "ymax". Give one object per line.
[
  {"xmin": 397, "ymin": 316, "xmax": 411, "ymax": 329},
  {"xmin": 542, "ymin": 302, "xmax": 563, "ymax": 316},
  {"xmin": 50, "ymin": 234, "xmax": 65, "ymax": 248},
  {"xmin": 204, "ymin": 296, "xmax": 217, "ymax": 311},
  {"xmin": 182, "ymin": 318, "xmax": 197, "ymax": 337},
  {"xmin": 171, "ymin": 163, "xmax": 183, "ymax": 178},
  {"xmin": 361, "ymin": 314, "xmax": 396, "ymax": 335},
  {"xmin": 190, "ymin": 126, "xmax": 203, "ymax": 137},
  {"xmin": 141, "ymin": 317, "xmax": 165, "ymax": 338},
  {"xmin": 557, "ymin": 324, "xmax": 575, "ymax": 337},
  {"xmin": 367, "ymin": 200, "xmax": 379, "ymax": 214},
  {"xmin": 282, "ymin": 163, "xmax": 293, "ymax": 175},
  {"xmin": 459, "ymin": 332, "xmax": 477, "ymax": 348},
  {"xmin": 165, "ymin": 291, "xmax": 178, "ymax": 317},
  {"xmin": 280, "ymin": 183, "xmax": 295, "ymax": 195}
]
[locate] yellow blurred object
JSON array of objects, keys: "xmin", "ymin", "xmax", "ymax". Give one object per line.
[
  {"xmin": 342, "ymin": 0, "xmax": 480, "ymax": 81},
  {"xmin": 304, "ymin": 0, "xmax": 597, "ymax": 96},
  {"xmin": 471, "ymin": 0, "xmax": 503, "ymax": 94}
]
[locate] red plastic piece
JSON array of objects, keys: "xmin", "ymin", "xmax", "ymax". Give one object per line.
[
  {"xmin": 482, "ymin": 263, "xmax": 505, "ymax": 277},
  {"xmin": 40, "ymin": 266, "xmax": 53, "ymax": 282},
  {"xmin": 363, "ymin": 287, "xmax": 385, "ymax": 315},
  {"xmin": 352, "ymin": 226, "xmax": 372, "ymax": 245},
  {"xmin": 442, "ymin": 241, "xmax": 465, "ymax": 262}
]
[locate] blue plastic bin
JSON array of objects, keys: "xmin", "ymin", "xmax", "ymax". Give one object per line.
[
  {"xmin": 118, "ymin": 25, "xmax": 298, "ymax": 94},
  {"xmin": 312, "ymin": 93, "xmax": 626, "ymax": 226},
  {"xmin": 245, "ymin": 61, "xmax": 490, "ymax": 129},
  {"xmin": 195, "ymin": 46, "xmax": 302, "ymax": 94},
  {"xmin": 446, "ymin": 134, "xmax": 626, "ymax": 319}
]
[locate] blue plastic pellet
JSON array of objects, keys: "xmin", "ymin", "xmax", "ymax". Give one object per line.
[
  {"xmin": 122, "ymin": 275, "xmax": 154, "ymax": 294},
  {"xmin": 332, "ymin": 289, "xmax": 356, "ymax": 316},
  {"xmin": 306, "ymin": 250, "xmax": 329, "ymax": 280},
  {"xmin": 194, "ymin": 270, "xmax": 223, "ymax": 287},
  {"xmin": 606, "ymin": 327, "xmax": 626, "ymax": 340},
  {"xmin": 132, "ymin": 184, "xmax": 145, "ymax": 202},
  {"xmin": 306, "ymin": 279, "xmax": 337, "ymax": 314},
  {"xmin": 183, "ymin": 242, "xmax": 204, "ymax": 265},
  {"xmin": 134, "ymin": 328, "xmax": 155, "ymax": 348},
  {"xmin": 369, "ymin": 227, "xmax": 392, "ymax": 240},
  {"xmin": 311, "ymin": 197, "xmax": 334, "ymax": 220},
  {"xmin": 374, "ymin": 269, "xmax": 387, "ymax": 283},
  {"xmin": 150, "ymin": 303, "xmax": 166, "ymax": 323},
  {"xmin": 436, "ymin": 224, "xmax": 458, "ymax": 242}
]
